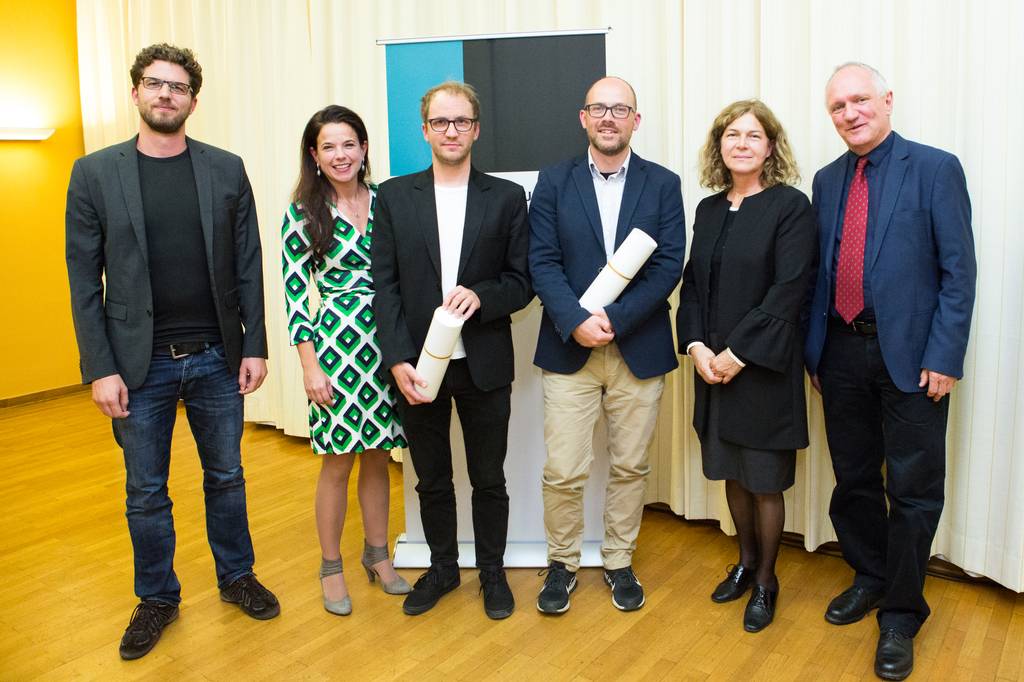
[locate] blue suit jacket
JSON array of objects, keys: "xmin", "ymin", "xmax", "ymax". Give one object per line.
[
  {"xmin": 804, "ymin": 132, "xmax": 976, "ymax": 392},
  {"xmin": 529, "ymin": 151, "xmax": 686, "ymax": 380}
]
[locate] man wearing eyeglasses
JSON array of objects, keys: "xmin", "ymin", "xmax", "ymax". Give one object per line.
[
  {"xmin": 65, "ymin": 43, "xmax": 278, "ymax": 661},
  {"xmin": 529, "ymin": 76, "xmax": 685, "ymax": 614},
  {"xmin": 371, "ymin": 81, "xmax": 532, "ymax": 619}
]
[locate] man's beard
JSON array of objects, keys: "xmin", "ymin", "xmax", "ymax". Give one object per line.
[
  {"xmin": 588, "ymin": 127, "xmax": 628, "ymax": 156},
  {"xmin": 140, "ymin": 103, "xmax": 190, "ymax": 134}
]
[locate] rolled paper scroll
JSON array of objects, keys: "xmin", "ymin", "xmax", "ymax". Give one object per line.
[
  {"xmin": 579, "ymin": 228, "xmax": 658, "ymax": 313},
  {"xmin": 414, "ymin": 307, "xmax": 465, "ymax": 401}
]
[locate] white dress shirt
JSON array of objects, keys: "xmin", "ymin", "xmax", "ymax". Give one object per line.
[{"xmin": 588, "ymin": 148, "xmax": 631, "ymax": 258}]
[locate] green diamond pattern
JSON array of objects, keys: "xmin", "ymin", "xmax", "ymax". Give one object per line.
[
  {"xmin": 282, "ymin": 193, "xmax": 405, "ymax": 455},
  {"xmin": 337, "ymin": 326, "xmax": 359, "ymax": 352},
  {"xmin": 373, "ymin": 401, "xmax": 393, "ymax": 427},
  {"xmin": 361, "ymin": 420, "xmax": 381, "ymax": 443},
  {"xmin": 354, "ymin": 342, "xmax": 378, "ymax": 372},
  {"xmin": 354, "ymin": 304, "xmax": 375, "ymax": 333},
  {"xmin": 358, "ymin": 382, "xmax": 379, "ymax": 410},
  {"xmin": 341, "ymin": 248, "xmax": 367, "ymax": 269},
  {"xmin": 338, "ymin": 366, "xmax": 360, "ymax": 394},
  {"xmin": 320, "ymin": 310, "xmax": 340, "ymax": 334},
  {"xmin": 320, "ymin": 347, "xmax": 342, "ymax": 372},
  {"xmin": 343, "ymin": 404, "xmax": 362, "ymax": 429}
]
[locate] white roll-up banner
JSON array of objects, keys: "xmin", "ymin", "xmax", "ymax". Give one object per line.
[
  {"xmin": 414, "ymin": 307, "xmax": 465, "ymax": 401},
  {"xmin": 579, "ymin": 228, "xmax": 658, "ymax": 313}
]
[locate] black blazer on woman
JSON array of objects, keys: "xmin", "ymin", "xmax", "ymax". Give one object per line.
[{"xmin": 676, "ymin": 184, "xmax": 817, "ymax": 450}]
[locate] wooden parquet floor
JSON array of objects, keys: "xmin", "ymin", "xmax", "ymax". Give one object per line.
[{"xmin": 1, "ymin": 392, "xmax": 1022, "ymax": 680}]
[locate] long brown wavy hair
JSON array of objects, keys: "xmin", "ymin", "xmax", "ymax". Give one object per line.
[
  {"xmin": 292, "ymin": 105, "xmax": 371, "ymax": 261},
  {"xmin": 698, "ymin": 99, "xmax": 800, "ymax": 191}
]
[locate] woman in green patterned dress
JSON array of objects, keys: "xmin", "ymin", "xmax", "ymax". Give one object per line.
[{"xmin": 283, "ymin": 106, "xmax": 410, "ymax": 615}]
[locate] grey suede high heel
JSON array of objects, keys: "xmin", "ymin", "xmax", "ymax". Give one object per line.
[
  {"xmin": 320, "ymin": 557, "xmax": 352, "ymax": 615},
  {"xmin": 361, "ymin": 541, "xmax": 412, "ymax": 595}
]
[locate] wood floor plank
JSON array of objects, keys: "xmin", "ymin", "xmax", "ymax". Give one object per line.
[{"xmin": 1, "ymin": 391, "xmax": 1023, "ymax": 680}]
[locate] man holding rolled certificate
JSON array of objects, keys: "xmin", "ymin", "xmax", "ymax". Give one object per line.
[
  {"xmin": 529, "ymin": 77, "xmax": 686, "ymax": 614},
  {"xmin": 370, "ymin": 81, "xmax": 532, "ymax": 620}
]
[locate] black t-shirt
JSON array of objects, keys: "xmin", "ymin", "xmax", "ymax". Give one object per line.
[{"xmin": 137, "ymin": 149, "xmax": 222, "ymax": 347}]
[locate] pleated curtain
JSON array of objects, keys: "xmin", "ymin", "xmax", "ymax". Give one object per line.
[{"xmin": 76, "ymin": 0, "xmax": 1024, "ymax": 591}]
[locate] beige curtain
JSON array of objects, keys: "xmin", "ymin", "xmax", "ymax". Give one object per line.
[{"xmin": 76, "ymin": 0, "xmax": 1024, "ymax": 590}]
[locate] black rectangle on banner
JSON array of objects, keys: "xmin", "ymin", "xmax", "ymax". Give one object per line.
[{"xmin": 464, "ymin": 35, "xmax": 606, "ymax": 173}]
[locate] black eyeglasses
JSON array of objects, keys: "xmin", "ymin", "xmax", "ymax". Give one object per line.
[
  {"xmin": 139, "ymin": 77, "xmax": 193, "ymax": 96},
  {"xmin": 427, "ymin": 117, "xmax": 477, "ymax": 133},
  {"xmin": 583, "ymin": 103, "xmax": 634, "ymax": 119}
]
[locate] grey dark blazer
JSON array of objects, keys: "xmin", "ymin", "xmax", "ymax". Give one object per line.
[{"xmin": 65, "ymin": 136, "xmax": 267, "ymax": 389}]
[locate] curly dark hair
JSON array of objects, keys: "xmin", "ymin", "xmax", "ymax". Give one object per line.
[
  {"xmin": 292, "ymin": 105, "xmax": 372, "ymax": 261},
  {"xmin": 130, "ymin": 43, "xmax": 203, "ymax": 96}
]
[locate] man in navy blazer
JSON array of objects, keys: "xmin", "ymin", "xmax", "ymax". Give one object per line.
[
  {"xmin": 804, "ymin": 63, "xmax": 976, "ymax": 680},
  {"xmin": 530, "ymin": 77, "xmax": 685, "ymax": 615}
]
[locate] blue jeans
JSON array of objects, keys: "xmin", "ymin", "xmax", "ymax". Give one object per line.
[{"xmin": 112, "ymin": 344, "xmax": 255, "ymax": 604}]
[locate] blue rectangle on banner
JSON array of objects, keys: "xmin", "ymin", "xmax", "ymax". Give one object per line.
[{"xmin": 385, "ymin": 41, "xmax": 463, "ymax": 176}]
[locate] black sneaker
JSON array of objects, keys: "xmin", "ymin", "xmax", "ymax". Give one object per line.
[
  {"xmin": 604, "ymin": 566, "xmax": 645, "ymax": 611},
  {"xmin": 119, "ymin": 600, "xmax": 179, "ymax": 660},
  {"xmin": 220, "ymin": 574, "xmax": 280, "ymax": 620},
  {"xmin": 403, "ymin": 564, "xmax": 460, "ymax": 615},
  {"xmin": 537, "ymin": 561, "xmax": 577, "ymax": 614},
  {"xmin": 479, "ymin": 568, "xmax": 515, "ymax": 620}
]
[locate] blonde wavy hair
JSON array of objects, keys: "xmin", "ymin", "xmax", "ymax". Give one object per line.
[{"xmin": 698, "ymin": 99, "xmax": 800, "ymax": 190}]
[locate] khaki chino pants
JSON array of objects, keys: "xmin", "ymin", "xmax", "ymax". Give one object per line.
[{"xmin": 541, "ymin": 343, "xmax": 665, "ymax": 571}]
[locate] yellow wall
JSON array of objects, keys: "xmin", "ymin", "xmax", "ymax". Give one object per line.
[{"xmin": 0, "ymin": 0, "xmax": 84, "ymax": 399}]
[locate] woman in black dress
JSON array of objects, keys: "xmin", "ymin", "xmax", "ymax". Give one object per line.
[{"xmin": 677, "ymin": 100, "xmax": 816, "ymax": 632}]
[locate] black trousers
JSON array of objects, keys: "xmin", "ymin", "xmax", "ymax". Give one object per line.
[
  {"xmin": 818, "ymin": 328, "xmax": 949, "ymax": 636},
  {"xmin": 396, "ymin": 360, "xmax": 511, "ymax": 570}
]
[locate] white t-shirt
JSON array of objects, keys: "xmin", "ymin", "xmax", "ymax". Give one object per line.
[{"xmin": 434, "ymin": 184, "xmax": 468, "ymax": 359}]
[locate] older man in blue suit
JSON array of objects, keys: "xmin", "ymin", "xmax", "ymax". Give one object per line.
[
  {"xmin": 529, "ymin": 77, "xmax": 685, "ymax": 615},
  {"xmin": 805, "ymin": 62, "xmax": 976, "ymax": 681}
]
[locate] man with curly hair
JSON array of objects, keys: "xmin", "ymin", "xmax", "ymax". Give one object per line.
[{"xmin": 66, "ymin": 43, "xmax": 279, "ymax": 661}]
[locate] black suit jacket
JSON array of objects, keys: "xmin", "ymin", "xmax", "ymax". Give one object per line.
[
  {"xmin": 370, "ymin": 167, "xmax": 532, "ymax": 392},
  {"xmin": 676, "ymin": 185, "xmax": 817, "ymax": 450},
  {"xmin": 65, "ymin": 136, "xmax": 267, "ymax": 389}
]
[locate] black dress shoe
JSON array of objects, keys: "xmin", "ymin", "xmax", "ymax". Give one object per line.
[
  {"xmin": 825, "ymin": 585, "xmax": 884, "ymax": 625},
  {"xmin": 743, "ymin": 585, "xmax": 777, "ymax": 633},
  {"xmin": 711, "ymin": 564, "xmax": 756, "ymax": 603},
  {"xmin": 220, "ymin": 574, "xmax": 280, "ymax": 620},
  {"xmin": 875, "ymin": 628, "xmax": 914, "ymax": 680},
  {"xmin": 119, "ymin": 600, "xmax": 179, "ymax": 660},
  {"xmin": 403, "ymin": 564, "xmax": 460, "ymax": 615}
]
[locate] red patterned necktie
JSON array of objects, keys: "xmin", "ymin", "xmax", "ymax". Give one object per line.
[{"xmin": 835, "ymin": 156, "xmax": 869, "ymax": 323}]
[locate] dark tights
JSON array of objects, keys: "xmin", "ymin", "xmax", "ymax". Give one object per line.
[{"xmin": 725, "ymin": 479, "xmax": 784, "ymax": 590}]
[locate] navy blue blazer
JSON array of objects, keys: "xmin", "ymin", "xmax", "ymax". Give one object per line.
[
  {"xmin": 804, "ymin": 132, "xmax": 976, "ymax": 393},
  {"xmin": 529, "ymin": 152, "xmax": 686, "ymax": 380}
]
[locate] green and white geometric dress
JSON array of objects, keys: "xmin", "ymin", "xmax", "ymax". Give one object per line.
[{"xmin": 282, "ymin": 188, "xmax": 407, "ymax": 455}]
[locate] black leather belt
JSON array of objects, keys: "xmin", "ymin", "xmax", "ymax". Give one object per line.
[
  {"xmin": 829, "ymin": 318, "xmax": 878, "ymax": 336},
  {"xmin": 157, "ymin": 341, "xmax": 213, "ymax": 359}
]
